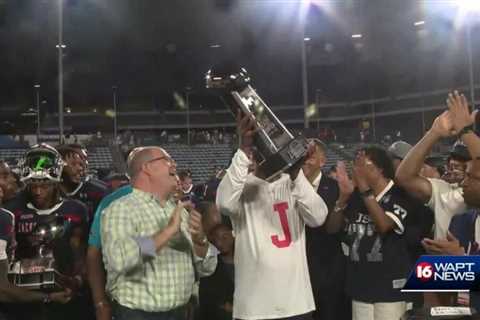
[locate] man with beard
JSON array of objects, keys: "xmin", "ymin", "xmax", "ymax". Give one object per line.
[
  {"xmin": 301, "ymin": 138, "xmax": 349, "ymax": 320},
  {"xmin": 57, "ymin": 145, "xmax": 109, "ymax": 222},
  {"xmin": 4, "ymin": 144, "xmax": 89, "ymax": 320}
]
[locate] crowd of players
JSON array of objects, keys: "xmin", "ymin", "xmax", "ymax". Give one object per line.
[{"xmin": 0, "ymin": 91, "xmax": 477, "ymax": 320}]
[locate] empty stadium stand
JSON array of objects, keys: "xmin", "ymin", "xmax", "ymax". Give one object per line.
[{"xmin": 163, "ymin": 143, "xmax": 233, "ymax": 183}]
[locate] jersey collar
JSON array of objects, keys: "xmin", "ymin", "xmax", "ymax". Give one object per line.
[
  {"xmin": 375, "ymin": 180, "xmax": 394, "ymax": 202},
  {"xmin": 27, "ymin": 200, "xmax": 64, "ymax": 216}
]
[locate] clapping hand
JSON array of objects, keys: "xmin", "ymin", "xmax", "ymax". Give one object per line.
[{"xmin": 447, "ymin": 91, "xmax": 477, "ymax": 133}]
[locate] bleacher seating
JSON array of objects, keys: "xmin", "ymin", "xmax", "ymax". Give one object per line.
[
  {"xmin": 164, "ymin": 143, "xmax": 351, "ymax": 184},
  {"xmin": 0, "ymin": 149, "xmax": 26, "ymax": 167},
  {"xmin": 0, "ymin": 143, "xmax": 351, "ymax": 184},
  {"xmin": 0, "ymin": 147, "xmax": 114, "ymax": 171},
  {"xmin": 164, "ymin": 144, "xmax": 233, "ymax": 184},
  {"xmin": 87, "ymin": 147, "xmax": 114, "ymax": 170}
]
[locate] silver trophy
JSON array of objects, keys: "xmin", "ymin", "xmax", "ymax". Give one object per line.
[
  {"xmin": 206, "ymin": 64, "xmax": 308, "ymax": 181},
  {"xmin": 9, "ymin": 214, "xmax": 66, "ymax": 291}
]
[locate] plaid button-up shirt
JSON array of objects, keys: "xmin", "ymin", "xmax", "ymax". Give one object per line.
[{"xmin": 101, "ymin": 188, "xmax": 217, "ymax": 312}]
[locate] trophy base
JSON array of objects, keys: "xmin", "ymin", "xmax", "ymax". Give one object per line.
[
  {"xmin": 9, "ymin": 258, "xmax": 65, "ymax": 292},
  {"xmin": 8, "ymin": 270, "xmax": 64, "ymax": 292},
  {"xmin": 259, "ymin": 136, "xmax": 309, "ymax": 182}
]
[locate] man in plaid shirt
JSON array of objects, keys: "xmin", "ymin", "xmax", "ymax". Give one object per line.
[{"xmin": 101, "ymin": 146, "xmax": 217, "ymax": 320}]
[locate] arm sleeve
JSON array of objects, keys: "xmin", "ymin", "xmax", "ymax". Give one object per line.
[
  {"xmin": 193, "ymin": 243, "xmax": 218, "ymax": 277},
  {"xmin": 292, "ymin": 169, "xmax": 328, "ymax": 227},
  {"xmin": 427, "ymin": 178, "xmax": 467, "ymax": 217},
  {"xmin": 216, "ymin": 149, "xmax": 251, "ymax": 217},
  {"xmin": 101, "ymin": 201, "xmax": 144, "ymax": 274}
]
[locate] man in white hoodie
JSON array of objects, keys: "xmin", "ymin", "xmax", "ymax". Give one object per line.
[{"xmin": 216, "ymin": 111, "xmax": 328, "ymax": 320}]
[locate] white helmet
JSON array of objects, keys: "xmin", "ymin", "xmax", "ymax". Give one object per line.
[{"xmin": 19, "ymin": 144, "xmax": 64, "ymax": 183}]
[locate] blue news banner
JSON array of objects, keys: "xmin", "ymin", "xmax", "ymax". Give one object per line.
[{"xmin": 402, "ymin": 255, "xmax": 480, "ymax": 292}]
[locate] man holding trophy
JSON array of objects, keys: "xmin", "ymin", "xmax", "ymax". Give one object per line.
[
  {"xmin": 4, "ymin": 144, "xmax": 89, "ymax": 320},
  {"xmin": 211, "ymin": 65, "xmax": 328, "ymax": 320},
  {"xmin": 0, "ymin": 202, "xmax": 71, "ymax": 319}
]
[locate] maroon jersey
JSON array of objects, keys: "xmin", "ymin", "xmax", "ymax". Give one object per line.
[
  {"xmin": 63, "ymin": 178, "xmax": 109, "ymax": 221},
  {"xmin": 6, "ymin": 194, "xmax": 88, "ymax": 276}
]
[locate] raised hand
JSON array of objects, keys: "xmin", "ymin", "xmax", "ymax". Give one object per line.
[
  {"xmin": 188, "ymin": 209, "xmax": 206, "ymax": 246},
  {"xmin": 431, "ymin": 110, "xmax": 456, "ymax": 138},
  {"xmin": 421, "ymin": 231, "xmax": 465, "ymax": 255},
  {"xmin": 167, "ymin": 201, "xmax": 184, "ymax": 235},
  {"xmin": 352, "ymin": 151, "xmax": 370, "ymax": 192},
  {"xmin": 236, "ymin": 110, "xmax": 257, "ymax": 154},
  {"xmin": 447, "ymin": 91, "xmax": 476, "ymax": 133},
  {"xmin": 336, "ymin": 161, "xmax": 354, "ymax": 204}
]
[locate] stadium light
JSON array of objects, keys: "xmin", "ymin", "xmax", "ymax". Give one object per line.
[
  {"xmin": 304, "ymin": 37, "xmax": 311, "ymax": 41},
  {"xmin": 351, "ymin": 34, "xmax": 363, "ymax": 39},
  {"xmin": 414, "ymin": 20, "xmax": 425, "ymax": 26},
  {"xmin": 456, "ymin": 0, "xmax": 480, "ymax": 12}
]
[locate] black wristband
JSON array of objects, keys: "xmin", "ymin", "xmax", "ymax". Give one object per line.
[
  {"xmin": 458, "ymin": 125, "xmax": 475, "ymax": 138},
  {"xmin": 360, "ymin": 189, "xmax": 374, "ymax": 198}
]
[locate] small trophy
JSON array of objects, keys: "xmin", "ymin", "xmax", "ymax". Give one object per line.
[
  {"xmin": 206, "ymin": 63, "xmax": 309, "ymax": 181},
  {"xmin": 9, "ymin": 214, "xmax": 66, "ymax": 291}
]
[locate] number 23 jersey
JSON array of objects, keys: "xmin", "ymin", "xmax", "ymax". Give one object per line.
[{"xmin": 343, "ymin": 181, "xmax": 413, "ymax": 303}]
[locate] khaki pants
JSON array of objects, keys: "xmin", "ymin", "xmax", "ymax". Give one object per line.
[{"xmin": 352, "ymin": 300, "xmax": 410, "ymax": 320}]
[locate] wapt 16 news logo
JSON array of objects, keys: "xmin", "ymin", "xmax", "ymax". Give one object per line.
[{"xmin": 402, "ymin": 256, "xmax": 480, "ymax": 292}]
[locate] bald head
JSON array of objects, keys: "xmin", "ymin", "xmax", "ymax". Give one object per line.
[
  {"xmin": 127, "ymin": 146, "xmax": 165, "ymax": 180},
  {"xmin": 308, "ymin": 138, "xmax": 327, "ymax": 155}
]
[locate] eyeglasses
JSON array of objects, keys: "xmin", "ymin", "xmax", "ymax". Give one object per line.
[{"xmin": 146, "ymin": 156, "xmax": 175, "ymax": 166}]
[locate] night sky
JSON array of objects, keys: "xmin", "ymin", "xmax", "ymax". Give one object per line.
[{"xmin": 0, "ymin": 0, "xmax": 478, "ymax": 116}]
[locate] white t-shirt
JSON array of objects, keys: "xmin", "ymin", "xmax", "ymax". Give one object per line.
[
  {"xmin": 311, "ymin": 170, "xmax": 322, "ymax": 192},
  {"xmin": 217, "ymin": 150, "xmax": 328, "ymax": 320},
  {"xmin": 427, "ymin": 178, "xmax": 466, "ymax": 239}
]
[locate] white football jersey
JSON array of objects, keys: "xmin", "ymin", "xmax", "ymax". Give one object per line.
[{"xmin": 217, "ymin": 150, "xmax": 328, "ymax": 319}]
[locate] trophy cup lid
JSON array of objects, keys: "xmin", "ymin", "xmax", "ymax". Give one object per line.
[{"xmin": 205, "ymin": 62, "xmax": 251, "ymax": 91}]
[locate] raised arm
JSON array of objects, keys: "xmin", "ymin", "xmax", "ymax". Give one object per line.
[
  {"xmin": 292, "ymin": 169, "xmax": 328, "ymax": 227},
  {"xmin": 325, "ymin": 161, "xmax": 353, "ymax": 234},
  {"xmin": 396, "ymin": 111, "xmax": 456, "ymax": 203},
  {"xmin": 447, "ymin": 91, "xmax": 480, "ymax": 159},
  {"xmin": 217, "ymin": 111, "xmax": 256, "ymax": 217}
]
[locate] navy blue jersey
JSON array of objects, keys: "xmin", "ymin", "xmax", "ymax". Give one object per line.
[
  {"xmin": 63, "ymin": 178, "xmax": 109, "ymax": 221},
  {"xmin": 344, "ymin": 182, "xmax": 413, "ymax": 303},
  {"xmin": 7, "ymin": 194, "xmax": 88, "ymax": 276}
]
